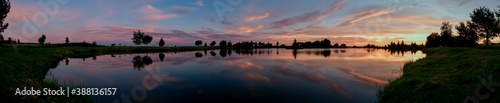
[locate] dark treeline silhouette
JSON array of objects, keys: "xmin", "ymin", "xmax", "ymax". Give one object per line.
[
  {"xmin": 426, "ymin": 6, "xmax": 500, "ymax": 47},
  {"xmin": 294, "ymin": 38, "xmax": 332, "ymax": 48},
  {"xmin": 382, "ymin": 41, "xmax": 424, "ymax": 50}
]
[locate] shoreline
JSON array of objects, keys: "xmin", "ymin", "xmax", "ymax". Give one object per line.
[
  {"xmin": 0, "ymin": 45, "xmax": 219, "ymax": 102},
  {"xmin": 377, "ymin": 47, "xmax": 500, "ymax": 103}
]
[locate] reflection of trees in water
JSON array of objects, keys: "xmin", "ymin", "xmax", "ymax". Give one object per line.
[
  {"xmin": 293, "ymin": 50, "xmax": 332, "ymax": 58},
  {"xmin": 65, "ymin": 58, "xmax": 69, "ymax": 65},
  {"xmin": 219, "ymin": 49, "xmax": 227, "ymax": 57},
  {"xmin": 159, "ymin": 53, "xmax": 165, "ymax": 62},
  {"xmin": 132, "ymin": 56, "xmax": 153, "ymax": 71},
  {"xmin": 384, "ymin": 49, "xmax": 418, "ymax": 56},
  {"xmin": 233, "ymin": 49, "xmax": 273, "ymax": 56},
  {"xmin": 210, "ymin": 51, "xmax": 216, "ymax": 56},
  {"xmin": 195, "ymin": 52, "xmax": 203, "ymax": 58}
]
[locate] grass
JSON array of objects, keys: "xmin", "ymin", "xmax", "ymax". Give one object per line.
[
  {"xmin": 0, "ymin": 44, "xmax": 219, "ymax": 102},
  {"xmin": 377, "ymin": 47, "xmax": 500, "ymax": 103}
]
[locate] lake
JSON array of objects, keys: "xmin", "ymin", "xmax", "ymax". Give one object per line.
[{"xmin": 44, "ymin": 48, "xmax": 425, "ymax": 103}]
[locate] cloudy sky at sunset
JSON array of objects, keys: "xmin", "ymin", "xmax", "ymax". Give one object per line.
[{"xmin": 3, "ymin": 0, "xmax": 500, "ymax": 46}]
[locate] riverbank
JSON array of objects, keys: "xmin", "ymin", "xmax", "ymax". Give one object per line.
[
  {"xmin": 377, "ymin": 47, "xmax": 500, "ymax": 102},
  {"xmin": 0, "ymin": 45, "xmax": 219, "ymax": 102}
]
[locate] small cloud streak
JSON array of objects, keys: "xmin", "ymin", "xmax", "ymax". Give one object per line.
[
  {"xmin": 270, "ymin": 0, "xmax": 347, "ymax": 29},
  {"xmin": 138, "ymin": 5, "xmax": 196, "ymax": 21},
  {"xmin": 226, "ymin": 24, "xmax": 264, "ymax": 33},
  {"xmin": 244, "ymin": 12, "xmax": 270, "ymax": 22},
  {"xmin": 337, "ymin": 6, "xmax": 410, "ymax": 28}
]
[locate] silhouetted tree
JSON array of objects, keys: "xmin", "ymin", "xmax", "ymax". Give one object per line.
[
  {"xmin": 292, "ymin": 39, "xmax": 299, "ymax": 48},
  {"xmin": 340, "ymin": 43, "xmax": 347, "ymax": 48},
  {"xmin": 219, "ymin": 40, "xmax": 227, "ymax": 49},
  {"xmin": 210, "ymin": 41, "xmax": 216, "ymax": 46},
  {"xmin": 470, "ymin": 6, "xmax": 500, "ymax": 46},
  {"xmin": 0, "ymin": 34, "xmax": 3, "ymax": 42},
  {"xmin": 65, "ymin": 37, "xmax": 69, "ymax": 44},
  {"xmin": 6, "ymin": 37, "xmax": 10, "ymax": 43},
  {"xmin": 455, "ymin": 21, "xmax": 479, "ymax": 46},
  {"xmin": 159, "ymin": 53, "xmax": 165, "ymax": 62},
  {"xmin": 321, "ymin": 38, "xmax": 331, "ymax": 47},
  {"xmin": 159, "ymin": 38, "xmax": 165, "ymax": 47},
  {"xmin": 92, "ymin": 41, "xmax": 97, "ymax": 45},
  {"xmin": 276, "ymin": 42, "xmax": 279, "ymax": 47},
  {"xmin": 333, "ymin": 43, "xmax": 339, "ymax": 48},
  {"xmin": 132, "ymin": 30, "xmax": 144, "ymax": 45},
  {"xmin": 0, "ymin": 0, "xmax": 9, "ymax": 38},
  {"xmin": 440, "ymin": 22, "xmax": 454, "ymax": 46},
  {"xmin": 228, "ymin": 41, "xmax": 232, "ymax": 47},
  {"xmin": 38, "ymin": 34, "xmax": 46, "ymax": 46},
  {"xmin": 426, "ymin": 32, "xmax": 441, "ymax": 47},
  {"xmin": 195, "ymin": 40, "xmax": 203, "ymax": 46},
  {"xmin": 204, "ymin": 43, "xmax": 207, "ymax": 47},
  {"xmin": 142, "ymin": 35, "xmax": 152, "ymax": 46}
]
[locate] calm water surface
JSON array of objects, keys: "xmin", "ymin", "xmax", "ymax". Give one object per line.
[{"xmin": 45, "ymin": 48, "xmax": 425, "ymax": 103}]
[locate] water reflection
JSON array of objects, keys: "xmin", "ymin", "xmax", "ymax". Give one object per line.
[
  {"xmin": 46, "ymin": 48, "xmax": 425, "ymax": 103},
  {"xmin": 195, "ymin": 52, "xmax": 203, "ymax": 58},
  {"xmin": 159, "ymin": 53, "xmax": 165, "ymax": 62},
  {"xmin": 132, "ymin": 56, "xmax": 153, "ymax": 71}
]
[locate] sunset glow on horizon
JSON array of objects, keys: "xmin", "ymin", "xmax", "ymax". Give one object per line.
[{"xmin": 4, "ymin": 0, "xmax": 500, "ymax": 46}]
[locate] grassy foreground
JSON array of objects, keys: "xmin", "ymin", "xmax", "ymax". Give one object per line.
[
  {"xmin": 0, "ymin": 45, "xmax": 218, "ymax": 102},
  {"xmin": 377, "ymin": 47, "xmax": 500, "ymax": 103}
]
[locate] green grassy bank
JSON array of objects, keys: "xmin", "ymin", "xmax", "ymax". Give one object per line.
[
  {"xmin": 377, "ymin": 47, "xmax": 500, "ymax": 103},
  {"xmin": 0, "ymin": 45, "xmax": 218, "ymax": 102}
]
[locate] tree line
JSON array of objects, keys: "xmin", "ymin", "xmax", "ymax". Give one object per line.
[{"xmin": 426, "ymin": 6, "xmax": 500, "ymax": 47}]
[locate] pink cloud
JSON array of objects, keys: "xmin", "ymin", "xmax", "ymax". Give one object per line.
[
  {"xmin": 337, "ymin": 6, "xmax": 410, "ymax": 28},
  {"xmin": 225, "ymin": 24, "xmax": 264, "ymax": 33},
  {"xmin": 244, "ymin": 12, "xmax": 270, "ymax": 22},
  {"xmin": 138, "ymin": 5, "xmax": 196, "ymax": 21},
  {"xmin": 270, "ymin": 0, "xmax": 347, "ymax": 29}
]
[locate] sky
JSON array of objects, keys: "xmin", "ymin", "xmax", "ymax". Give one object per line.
[{"xmin": 3, "ymin": 0, "xmax": 500, "ymax": 46}]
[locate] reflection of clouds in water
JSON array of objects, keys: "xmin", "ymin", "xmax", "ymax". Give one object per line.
[
  {"xmin": 225, "ymin": 60, "xmax": 264, "ymax": 70},
  {"xmin": 337, "ymin": 66, "xmax": 388, "ymax": 86},
  {"xmin": 273, "ymin": 65, "xmax": 351, "ymax": 99},
  {"xmin": 243, "ymin": 73, "xmax": 271, "ymax": 83}
]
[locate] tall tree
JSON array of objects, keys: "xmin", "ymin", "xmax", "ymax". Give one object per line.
[
  {"xmin": 65, "ymin": 37, "xmax": 69, "ymax": 44},
  {"xmin": 0, "ymin": 34, "xmax": 3, "ymax": 42},
  {"xmin": 0, "ymin": 0, "xmax": 9, "ymax": 35},
  {"xmin": 228, "ymin": 41, "xmax": 232, "ymax": 47},
  {"xmin": 210, "ymin": 41, "xmax": 216, "ymax": 46},
  {"xmin": 426, "ymin": 32, "xmax": 441, "ymax": 47},
  {"xmin": 455, "ymin": 21, "xmax": 479, "ymax": 46},
  {"xmin": 195, "ymin": 40, "xmax": 203, "ymax": 46},
  {"xmin": 159, "ymin": 38, "xmax": 165, "ymax": 47},
  {"xmin": 142, "ymin": 35, "xmax": 152, "ymax": 46},
  {"xmin": 219, "ymin": 40, "xmax": 227, "ymax": 49},
  {"xmin": 6, "ymin": 36, "xmax": 10, "ymax": 43},
  {"xmin": 132, "ymin": 30, "xmax": 144, "ymax": 45},
  {"xmin": 470, "ymin": 6, "xmax": 500, "ymax": 46},
  {"xmin": 440, "ymin": 22, "xmax": 453, "ymax": 46},
  {"xmin": 38, "ymin": 34, "xmax": 46, "ymax": 46}
]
